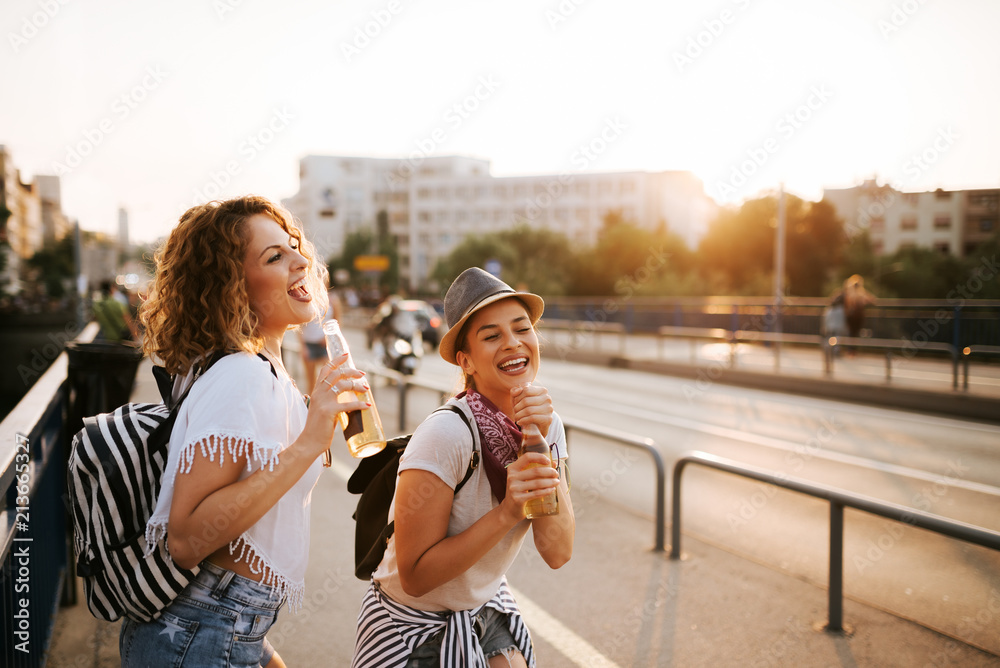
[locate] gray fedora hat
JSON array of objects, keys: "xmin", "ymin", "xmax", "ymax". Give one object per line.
[{"xmin": 439, "ymin": 267, "xmax": 544, "ymax": 364}]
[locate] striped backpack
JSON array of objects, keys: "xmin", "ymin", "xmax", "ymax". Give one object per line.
[{"xmin": 67, "ymin": 352, "xmax": 262, "ymax": 622}]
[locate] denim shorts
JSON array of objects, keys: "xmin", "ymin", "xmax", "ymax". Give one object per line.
[
  {"xmin": 119, "ymin": 561, "xmax": 283, "ymax": 668},
  {"xmin": 305, "ymin": 342, "xmax": 327, "ymax": 360},
  {"xmin": 406, "ymin": 607, "xmax": 518, "ymax": 667}
]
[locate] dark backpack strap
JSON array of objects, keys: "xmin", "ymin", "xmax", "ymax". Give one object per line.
[
  {"xmin": 442, "ymin": 405, "xmax": 479, "ymax": 494},
  {"xmin": 158, "ymin": 351, "xmax": 277, "ymax": 410}
]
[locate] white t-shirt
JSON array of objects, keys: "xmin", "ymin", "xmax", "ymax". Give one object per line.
[
  {"xmin": 374, "ymin": 396, "xmax": 567, "ymax": 612},
  {"xmin": 145, "ymin": 352, "xmax": 319, "ymax": 611}
]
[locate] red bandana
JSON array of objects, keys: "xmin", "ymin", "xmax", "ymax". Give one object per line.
[{"xmin": 460, "ymin": 389, "xmax": 522, "ymax": 502}]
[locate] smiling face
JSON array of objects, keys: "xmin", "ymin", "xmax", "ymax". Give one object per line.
[
  {"xmin": 243, "ymin": 214, "xmax": 315, "ymax": 338},
  {"xmin": 455, "ymin": 297, "xmax": 539, "ymax": 414}
]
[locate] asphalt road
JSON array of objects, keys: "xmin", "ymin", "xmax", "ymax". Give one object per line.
[{"xmin": 362, "ymin": 333, "xmax": 1000, "ymax": 658}]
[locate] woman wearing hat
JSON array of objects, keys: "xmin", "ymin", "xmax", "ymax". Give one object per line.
[{"xmin": 353, "ymin": 267, "xmax": 575, "ymax": 667}]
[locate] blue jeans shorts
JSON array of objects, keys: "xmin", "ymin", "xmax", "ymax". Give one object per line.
[
  {"xmin": 406, "ymin": 607, "xmax": 519, "ymax": 666},
  {"xmin": 119, "ymin": 561, "xmax": 283, "ymax": 668},
  {"xmin": 305, "ymin": 342, "xmax": 327, "ymax": 360}
]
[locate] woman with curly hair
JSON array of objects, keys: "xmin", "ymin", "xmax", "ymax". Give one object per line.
[{"xmin": 119, "ymin": 195, "xmax": 368, "ymax": 668}]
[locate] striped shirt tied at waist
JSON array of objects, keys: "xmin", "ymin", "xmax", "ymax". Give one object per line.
[{"xmin": 352, "ymin": 578, "xmax": 535, "ymax": 668}]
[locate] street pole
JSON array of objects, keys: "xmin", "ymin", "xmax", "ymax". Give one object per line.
[{"xmin": 773, "ymin": 185, "xmax": 786, "ymax": 370}]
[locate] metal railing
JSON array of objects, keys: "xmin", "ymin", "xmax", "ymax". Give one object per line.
[
  {"xmin": 0, "ymin": 324, "xmax": 102, "ymax": 666},
  {"xmin": 647, "ymin": 325, "xmax": 965, "ymax": 388},
  {"xmin": 365, "ymin": 367, "xmax": 668, "ymax": 551},
  {"xmin": 962, "ymin": 345, "xmax": 1000, "ymax": 390},
  {"xmin": 670, "ymin": 451, "xmax": 1000, "ymax": 633},
  {"xmin": 538, "ymin": 318, "xmax": 626, "ymax": 355}
]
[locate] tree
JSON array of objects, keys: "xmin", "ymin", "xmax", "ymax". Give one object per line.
[
  {"xmin": 0, "ymin": 204, "xmax": 10, "ymax": 299},
  {"xmin": 567, "ymin": 212, "xmax": 696, "ymax": 296},
  {"xmin": 697, "ymin": 194, "xmax": 846, "ymax": 296},
  {"xmin": 27, "ymin": 235, "xmax": 75, "ymax": 299},
  {"xmin": 961, "ymin": 232, "xmax": 1000, "ymax": 299},
  {"xmin": 833, "ymin": 229, "xmax": 877, "ymax": 295},
  {"xmin": 432, "ymin": 225, "xmax": 575, "ymax": 298}
]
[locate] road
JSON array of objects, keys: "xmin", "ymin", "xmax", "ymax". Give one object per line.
[{"xmin": 356, "ymin": 334, "xmax": 1000, "ymax": 658}]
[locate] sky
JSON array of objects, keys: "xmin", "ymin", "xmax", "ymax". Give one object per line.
[{"xmin": 2, "ymin": 0, "xmax": 999, "ymax": 243}]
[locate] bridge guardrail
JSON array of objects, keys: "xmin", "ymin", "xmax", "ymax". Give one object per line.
[
  {"xmin": 670, "ymin": 450, "xmax": 1000, "ymax": 633},
  {"xmin": 0, "ymin": 322, "xmax": 101, "ymax": 666}
]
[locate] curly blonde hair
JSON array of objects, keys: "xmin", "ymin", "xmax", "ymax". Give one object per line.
[{"xmin": 141, "ymin": 195, "xmax": 328, "ymax": 375}]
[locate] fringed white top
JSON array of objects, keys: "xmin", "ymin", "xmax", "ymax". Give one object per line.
[{"xmin": 145, "ymin": 352, "xmax": 318, "ymax": 612}]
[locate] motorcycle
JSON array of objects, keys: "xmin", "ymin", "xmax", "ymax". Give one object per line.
[{"xmin": 373, "ymin": 308, "xmax": 423, "ymax": 375}]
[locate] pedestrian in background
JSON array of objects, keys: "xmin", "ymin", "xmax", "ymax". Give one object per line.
[
  {"xmin": 93, "ymin": 280, "xmax": 138, "ymax": 342},
  {"xmin": 298, "ymin": 273, "xmax": 344, "ymax": 389},
  {"xmin": 843, "ymin": 274, "xmax": 877, "ymax": 339}
]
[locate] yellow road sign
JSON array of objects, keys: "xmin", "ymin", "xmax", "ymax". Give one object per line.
[{"xmin": 354, "ymin": 255, "xmax": 390, "ymax": 271}]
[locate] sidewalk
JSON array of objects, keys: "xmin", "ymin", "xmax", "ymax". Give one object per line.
[
  {"xmin": 46, "ymin": 350, "xmax": 1000, "ymax": 667},
  {"xmin": 541, "ymin": 330, "xmax": 1000, "ymax": 423}
]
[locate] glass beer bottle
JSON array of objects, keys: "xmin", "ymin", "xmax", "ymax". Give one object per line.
[
  {"xmin": 322, "ymin": 320, "xmax": 387, "ymax": 460},
  {"xmin": 520, "ymin": 421, "xmax": 559, "ymax": 518}
]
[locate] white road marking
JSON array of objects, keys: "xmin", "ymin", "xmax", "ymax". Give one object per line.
[{"xmin": 510, "ymin": 586, "xmax": 622, "ymax": 668}]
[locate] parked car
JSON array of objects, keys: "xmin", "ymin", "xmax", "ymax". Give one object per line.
[{"xmin": 368, "ymin": 298, "xmax": 446, "ymax": 350}]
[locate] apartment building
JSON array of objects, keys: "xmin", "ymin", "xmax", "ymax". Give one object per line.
[
  {"xmin": 823, "ymin": 180, "xmax": 999, "ymax": 257},
  {"xmin": 0, "ymin": 146, "xmax": 75, "ymax": 295},
  {"xmin": 284, "ymin": 154, "xmax": 717, "ymax": 292}
]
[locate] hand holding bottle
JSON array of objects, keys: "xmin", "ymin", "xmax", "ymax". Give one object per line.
[{"xmin": 511, "ymin": 383, "xmax": 559, "ymax": 518}]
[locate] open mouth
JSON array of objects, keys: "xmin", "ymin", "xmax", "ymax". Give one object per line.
[
  {"xmin": 498, "ymin": 357, "xmax": 528, "ymax": 374},
  {"xmin": 287, "ymin": 277, "xmax": 311, "ymax": 302}
]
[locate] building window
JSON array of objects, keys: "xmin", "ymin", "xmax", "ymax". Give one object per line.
[
  {"xmin": 934, "ymin": 215, "xmax": 951, "ymax": 229},
  {"xmin": 598, "ymin": 181, "xmax": 613, "ymax": 196},
  {"xmin": 981, "ymin": 217, "xmax": 996, "ymax": 233},
  {"xmin": 969, "ymin": 193, "xmax": 999, "ymax": 209},
  {"xmin": 417, "ymin": 188, "xmax": 431, "ymax": 200},
  {"xmin": 934, "ymin": 189, "xmax": 951, "ymax": 200},
  {"xmin": 870, "ymin": 216, "xmax": 886, "ymax": 231},
  {"xmin": 474, "ymin": 185, "xmax": 487, "ymax": 199},
  {"xmin": 621, "ymin": 180, "xmax": 635, "ymax": 194},
  {"xmin": 900, "ymin": 215, "xmax": 916, "ymax": 231},
  {"xmin": 418, "ymin": 211, "xmax": 431, "ymax": 223},
  {"xmin": 574, "ymin": 182, "xmax": 589, "ymax": 196},
  {"xmin": 437, "ymin": 187, "xmax": 450, "ymax": 200},
  {"xmin": 456, "ymin": 186, "xmax": 468, "ymax": 199},
  {"xmin": 934, "ymin": 242, "xmax": 950, "ymax": 254},
  {"xmin": 319, "ymin": 209, "xmax": 335, "ymax": 218},
  {"xmin": 494, "ymin": 185, "xmax": 508, "ymax": 198},
  {"xmin": 514, "ymin": 184, "xmax": 527, "ymax": 198}
]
